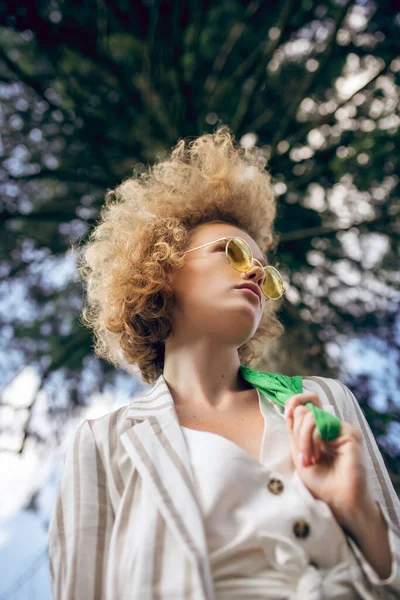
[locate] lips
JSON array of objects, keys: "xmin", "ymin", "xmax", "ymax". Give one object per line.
[{"xmin": 235, "ymin": 283, "xmax": 262, "ymax": 302}]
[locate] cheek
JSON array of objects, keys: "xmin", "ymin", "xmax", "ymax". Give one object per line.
[
  {"xmin": 173, "ymin": 271, "xmax": 226, "ymax": 311},
  {"xmin": 176, "ymin": 279, "xmax": 214, "ymax": 305},
  {"xmin": 174, "ymin": 266, "xmax": 212, "ymax": 293}
]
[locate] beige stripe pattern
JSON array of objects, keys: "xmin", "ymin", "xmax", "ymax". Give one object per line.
[
  {"xmin": 148, "ymin": 416, "xmax": 201, "ymax": 506},
  {"xmin": 48, "ymin": 374, "xmax": 400, "ymax": 599},
  {"xmin": 110, "ymin": 468, "xmax": 139, "ymax": 597},
  {"xmin": 127, "ymin": 425, "xmax": 200, "ymax": 565},
  {"xmin": 92, "ymin": 419, "xmax": 109, "ymax": 600},
  {"xmin": 49, "ymin": 420, "xmax": 115, "ymax": 599},
  {"xmin": 107, "ymin": 408, "xmax": 125, "ymax": 497},
  {"xmin": 153, "ymin": 510, "xmax": 166, "ymax": 600},
  {"xmin": 184, "ymin": 556, "xmax": 193, "ymax": 600},
  {"xmin": 70, "ymin": 423, "xmax": 83, "ymax": 596},
  {"xmin": 307, "ymin": 376, "xmax": 341, "ymax": 417},
  {"xmin": 51, "ymin": 487, "xmax": 65, "ymax": 599}
]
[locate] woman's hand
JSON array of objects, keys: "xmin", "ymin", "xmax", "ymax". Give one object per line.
[{"xmin": 284, "ymin": 393, "xmax": 373, "ymax": 530}]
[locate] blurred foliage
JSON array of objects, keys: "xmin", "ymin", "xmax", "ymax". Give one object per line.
[{"xmin": 0, "ymin": 0, "xmax": 399, "ymax": 486}]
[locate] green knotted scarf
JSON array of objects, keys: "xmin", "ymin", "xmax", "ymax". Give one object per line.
[{"xmin": 239, "ymin": 364, "xmax": 341, "ymax": 441}]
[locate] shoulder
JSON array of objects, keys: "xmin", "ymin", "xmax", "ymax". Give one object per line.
[
  {"xmin": 302, "ymin": 375, "xmax": 349, "ymax": 397},
  {"xmin": 302, "ymin": 375, "xmax": 359, "ymax": 420},
  {"xmin": 86, "ymin": 403, "xmax": 131, "ymax": 437},
  {"xmin": 65, "ymin": 404, "xmax": 132, "ymax": 464}
]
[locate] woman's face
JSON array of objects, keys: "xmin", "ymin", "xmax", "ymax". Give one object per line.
[{"xmin": 167, "ymin": 221, "xmax": 268, "ymax": 347}]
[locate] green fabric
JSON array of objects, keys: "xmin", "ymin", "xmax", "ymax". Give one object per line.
[{"xmin": 239, "ymin": 364, "xmax": 341, "ymax": 441}]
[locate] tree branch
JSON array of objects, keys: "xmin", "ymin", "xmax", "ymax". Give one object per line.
[
  {"xmin": 279, "ymin": 216, "xmax": 392, "ymax": 243},
  {"xmin": 269, "ymin": 0, "xmax": 354, "ymax": 156},
  {"xmin": 204, "ymin": 0, "xmax": 262, "ymax": 94},
  {"xmin": 5, "ymin": 169, "xmax": 108, "ymax": 186},
  {"xmin": 230, "ymin": 0, "xmax": 295, "ymax": 132},
  {"xmin": 281, "ymin": 62, "xmax": 390, "ymax": 150},
  {"xmin": 0, "ymin": 48, "xmax": 66, "ymax": 114},
  {"xmin": 0, "ymin": 210, "xmax": 94, "ymax": 224}
]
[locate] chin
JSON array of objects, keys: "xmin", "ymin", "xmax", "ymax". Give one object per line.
[
  {"xmin": 229, "ymin": 315, "xmax": 260, "ymax": 344},
  {"xmin": 233, "ymin": 305, "xmax": 261, "ymax": 326}
]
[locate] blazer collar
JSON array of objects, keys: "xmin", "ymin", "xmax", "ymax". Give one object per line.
[{"xmin": 126, "ymin": 374, "xmax": 175, "ymax": 420}]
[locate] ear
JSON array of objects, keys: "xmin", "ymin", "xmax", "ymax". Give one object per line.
[
  {"xmin": 163, "ymin": 272, "xmax": 174, "ymax": 297},
  {"xmin": 162, "ymin": 275, "xmax": 174, "ymax": 296},
  {"xmin": 163, "ymin": 284, "xmax": 173, "ymax": 296}
]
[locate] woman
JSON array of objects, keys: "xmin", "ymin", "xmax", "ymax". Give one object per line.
[{"xmin": 48, "ymin": 127, "xmax": 400, "ymax": 599}]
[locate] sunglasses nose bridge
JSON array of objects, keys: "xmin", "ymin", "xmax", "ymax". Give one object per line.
[
  {"xmin": 241, "ymin": 260, "xmax": 267, "ymax": 292},
  {"xmin": 247, "ymin": 257, "xmax": 266, "ymax": 277}
]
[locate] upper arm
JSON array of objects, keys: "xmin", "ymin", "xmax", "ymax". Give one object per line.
[{"xmin": 48, "ymin": 419, "xmax": 114, "ymax": 600}]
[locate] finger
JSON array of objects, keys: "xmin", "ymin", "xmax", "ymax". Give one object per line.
[
  {"xmin": 287, "ymin": 404, "xmax": 308, "ymax": 435},
  {"xmin": 311, "ymin": 426, "xmax": 322, "ymax": 464},
  {"xmin": 293, "ymin": 408, "xmax": 316, "ymax": 467},
  {"xmin": 293, "ymin": 409, "xmax": 326, "ymax": 465},
  {"xmin": 294, "ymin": 406, "xmax": 341, "ymax": 463},
  {"xmin": 290, "ymin": 405, "xmax": 310, "ymax": 441},
  {"xmin": 284, "ymin": 393, "xmax": 321, "ymax": 420}
]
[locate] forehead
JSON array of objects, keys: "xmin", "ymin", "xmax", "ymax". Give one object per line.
[{"xmin": 189, "ymin": 221, "xmax": 265, "ymax": 261}]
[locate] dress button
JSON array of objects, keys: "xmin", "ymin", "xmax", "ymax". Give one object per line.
[
  {"xmin": 267, "ymin": 477, "xmax": 284, "ymax": 495},
  {"xmin": 293, "ymin": 519, "xmax": 310, "ymax": 539}
]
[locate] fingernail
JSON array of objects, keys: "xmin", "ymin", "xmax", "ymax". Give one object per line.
[
  {"xmin": 284, "ymin": 404, "xmax": 290, "ymax": 418},
  {"xmin": 298, "ymin": 452, "xmax": 305, "ymax": 467}
]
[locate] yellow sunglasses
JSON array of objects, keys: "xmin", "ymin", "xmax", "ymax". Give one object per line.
[{"xmin": 183, "ymin": 236, "xmax": 286, "ymax": 300}]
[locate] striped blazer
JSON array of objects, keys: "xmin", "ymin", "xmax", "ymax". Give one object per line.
[{"xmin": 48, "ymin": 375, "xmax": 400, "ymax": 599}]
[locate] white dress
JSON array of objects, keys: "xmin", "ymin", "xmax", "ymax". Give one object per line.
[{"xmin": 181, "ymin": 389, "xmax": 360, "ymax": 599}]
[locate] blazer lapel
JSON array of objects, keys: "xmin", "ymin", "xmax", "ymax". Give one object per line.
[{"xmin": 120, "ymin": 375, "xmax": 214, "ymax": 599}]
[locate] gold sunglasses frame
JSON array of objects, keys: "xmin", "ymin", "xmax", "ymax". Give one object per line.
[{"xmin": 183, "ymin": 236, "xmax": 286, "ymax": 300}]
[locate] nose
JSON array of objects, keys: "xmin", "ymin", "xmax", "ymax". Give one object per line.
[{"xmin": 242, "ymin": 263, "xmax": 266, "ymax": 290}]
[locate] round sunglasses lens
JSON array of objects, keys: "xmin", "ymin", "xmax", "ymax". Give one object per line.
[
  {"xmin": 262, "ymin": 267, "xmax": 285, "ymax": 299},
  {"xmin": 226, "ymin": 238, "xmax": 252, "ymax": 271}
]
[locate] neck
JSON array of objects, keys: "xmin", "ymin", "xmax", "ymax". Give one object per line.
[{"xmin": 163, "ymin": 339, "xmax": 253, "ymax": 412}]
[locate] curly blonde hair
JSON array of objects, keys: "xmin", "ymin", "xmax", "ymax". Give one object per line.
[{"xmin": 77, "ymin": 126, "xmax": 284, "ymax": 384}]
